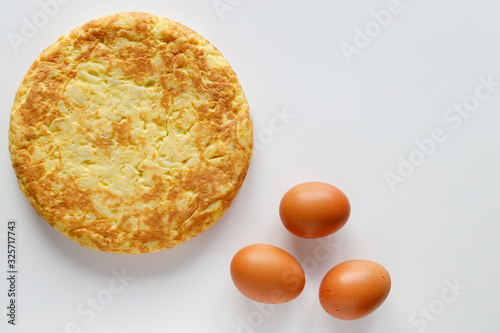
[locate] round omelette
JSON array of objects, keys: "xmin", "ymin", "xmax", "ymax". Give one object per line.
[{"xmin": 8, "ymin": 12, "xmax": 253, "ymax": 254}]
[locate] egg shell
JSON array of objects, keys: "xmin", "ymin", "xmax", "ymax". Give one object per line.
[
  {"xmin": 279, "ymin": 182, "xmax": 351, "ymax": 238},
  {"xmin": 230, "ymin": 244, "xmax": 306, "ymax": 304},
  {"xmin": 319, "ymin": 260, "xmax": 391, "ymax": 320}
]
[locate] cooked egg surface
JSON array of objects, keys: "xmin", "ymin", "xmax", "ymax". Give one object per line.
[
  {"xmin": 230, "ymin": 244, "xmax": 305, "ymax": 304},
  {"xmin": 8, "ymin": 12, "xmax": 253, "ymax": 254},
  {"xmin": 319, "ymin": 260, "xmax": 391, "ymax": 320},
  {"xmin": 279, "ymin": 182, "xmax": 350, "ymax": 238}
]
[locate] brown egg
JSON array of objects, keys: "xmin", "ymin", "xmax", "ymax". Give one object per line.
[
  {"xmin": 279, "ymin": 182, "xmax": 350, "ymax": 238},
  {"xmin": 319, "ymin": 260, "xmax": 391, "ymax": 320},
  {"xmin": 230, "ymin": 244, "xmax": 305, "ymax": 304}
]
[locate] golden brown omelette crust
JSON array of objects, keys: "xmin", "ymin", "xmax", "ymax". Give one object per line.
[{"xmin": 8, "ymin": 12, "xmax": 253, "ymax": 254}]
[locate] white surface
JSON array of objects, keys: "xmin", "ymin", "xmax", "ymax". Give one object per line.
[{"xmin": 1, "ymin": 1, "xmax": 500, "ymax": 332}]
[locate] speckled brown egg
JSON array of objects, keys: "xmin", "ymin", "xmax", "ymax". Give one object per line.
[
  {"xmin": 319, "ymin": 260, "xmax": 391, "ymax": 320},
  {"xmin": 230, "ymin": 244, "xmax": 305, "ymax": 304}
]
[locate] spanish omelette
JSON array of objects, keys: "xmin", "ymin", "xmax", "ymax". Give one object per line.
[{"xmin": 8, "ymin": 12, "xmax": 253, "ymax": 254}]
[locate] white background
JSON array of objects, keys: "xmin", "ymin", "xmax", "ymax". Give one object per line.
[{"xmin": 1, "ymin": 0, "xmax": 500, "ymax": 332}]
